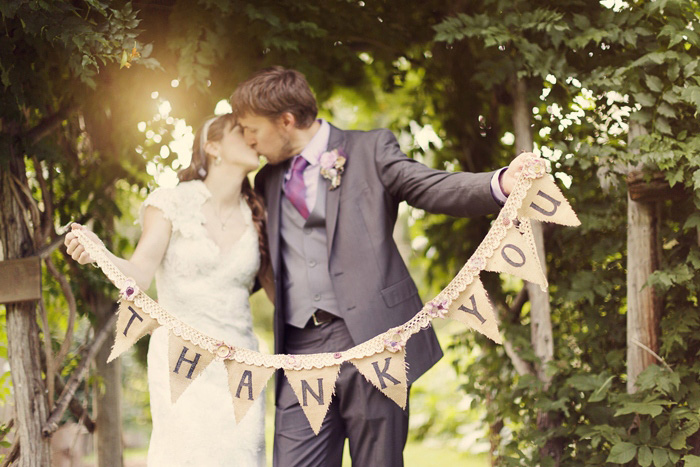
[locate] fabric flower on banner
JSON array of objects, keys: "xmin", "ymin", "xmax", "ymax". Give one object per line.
[
  {"xmin": 287, "ymin": 355, "xmax": 301, "ymax": 369},
  {"xmin": 468, "ymin": 256, "xmax": 486, "ymax": 274},
  {"xmin": 523, "ymin": 157, "xmax": 547, "ymax": 179},
  {"xmin": 215, "ymin": 343, "xmax": 234, "ymax": 359},
  {"xmin": 119, "ymin": 278, "xmax": 139, "ymax": 301},
  {"xmin": 426, "ymin": 299, "xmax": 448, "ymax": 319},
  {"xmin": 384, "ymin": 333, "xmax": 406, "ymax": 353},
  {"xmin": 319, "ymin": 148, "xmax": 347, "ymax": 190}
]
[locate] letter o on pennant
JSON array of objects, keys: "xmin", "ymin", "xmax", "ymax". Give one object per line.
[{"xmin": 501, "ymin": 244, "xmax": 526, "ymax": 268}]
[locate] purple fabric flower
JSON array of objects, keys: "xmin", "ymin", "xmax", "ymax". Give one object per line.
[{"xmin": 120, "ymin": 278, "xmax": 139, "ymax": 302}]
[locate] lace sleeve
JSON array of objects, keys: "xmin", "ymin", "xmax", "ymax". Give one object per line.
[{"xmin": 139, "ymin": 182, "xmax": 208, "ymax": 238}]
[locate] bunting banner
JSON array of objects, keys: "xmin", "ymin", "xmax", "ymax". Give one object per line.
[
  {"xmin": 225, "ymin": 360, "xmax": 275, "ymax": 424},
  {"xmin": 285, "ymin": 365, "xmax": 341, "ymax": 435},
  {"xmin": 107, "ymin": 301, "xmax": 159, "ymax": 363},
  {"xmin": 351, "ymin": 348, "xmax": 408, "ymax": 409},
  {"xmin": 168, "ymin": 334, "xmax": 215, "ymax": 404},
  {"xmin": 73, "ymin": 156, "xmax": 580, "ymax": 434},
  {"xmin": 444, "ymin": 277, "xmax": 501, "ymax": 344}
]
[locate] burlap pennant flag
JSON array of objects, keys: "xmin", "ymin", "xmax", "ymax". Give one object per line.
[
  {"xmin": 225, "ymin": 360, "xmax": 275, "ymax": 423},
  {"xmin": 351, "ymin": 348, "xmax": 408, "ymax": 409},
  {"xmin": 484, "ymin": 219, "xmax": 547, "ymax": 288},
  {"xmin": 285, "ymin": 365, "xmax": 341, "ymax": 435},
  {"xmin": 168, "ymin": 333, "xmax": 215, "ymax": 404},
  {"xmin": 108, "ymin": 301, "xmax": 159, "ymax": 363},
  {"xmin": 446, "ymin": 277, "xmax": 501, "ymax": 344},
  {"xmin": 519, "ymin": 175, "xmax": 580, "ymax": 226}
]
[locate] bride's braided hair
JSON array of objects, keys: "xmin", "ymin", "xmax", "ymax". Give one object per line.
[{"xmin": 178, "ymin": 114, "xmax": 270, "ymax": 275}]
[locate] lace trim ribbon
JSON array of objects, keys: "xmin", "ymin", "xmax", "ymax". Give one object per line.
[{"xmin": 75, "ymin": 157, "xmax": 560, "ymax": 371}]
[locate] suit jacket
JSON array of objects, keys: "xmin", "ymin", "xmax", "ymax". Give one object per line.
[{"xmin": 255, "ymin": 124, "xmax": 500, "ymax": 385}]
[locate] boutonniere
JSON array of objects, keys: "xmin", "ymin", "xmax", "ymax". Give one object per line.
[{"xmin": 319, "ymin": 148, "xmax": 347, "ymax": 190}]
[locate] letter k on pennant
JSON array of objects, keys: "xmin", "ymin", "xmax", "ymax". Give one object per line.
[{"xmin": 351, "ymin": 348, "xmax": 408, "ymax": 409}]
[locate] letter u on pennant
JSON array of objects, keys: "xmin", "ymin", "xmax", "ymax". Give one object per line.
[
  {"xmin": 351, "ymin": 349, "xmax": 408, "ymax": 409},
  {"xmin": 108, "ymin": 301, "xmax": 158, "ymax": 363},
  {"xmin": 168, "ymin": 334, "xmax": 214, "ymax": 403},
  {"xmin": 284, "ymin": 365, "xmax": 341, "ymax": 435},
  {"xmin": 225, "ymin": 360, "xmax": 275, "ymax": 423},
  {"xmin": 519, "ymin": 176, "xmax": 580, "ymax": 226}
]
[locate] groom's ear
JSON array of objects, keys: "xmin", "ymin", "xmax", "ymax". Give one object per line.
[{"xmin": 278, "ymin": 112, "xmax": 296, "ymax": 130}]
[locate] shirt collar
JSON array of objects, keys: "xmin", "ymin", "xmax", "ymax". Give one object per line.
[{"xmin": 299, "ymin": 119, "xmax": 330, "ymax": 165}]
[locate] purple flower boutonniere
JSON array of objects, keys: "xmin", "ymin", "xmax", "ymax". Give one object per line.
[{"xmin": 319, "ymin": 148, "xmax": 347, "ymax": 190}]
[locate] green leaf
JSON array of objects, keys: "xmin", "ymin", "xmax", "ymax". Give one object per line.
[
  {"xmin": 653, "ymin": 448, "xmax": 669, "ymax": 467},
  {"xmin": 634, "ymin": 92, "xmax": 656, "ymax": 107},
  {"xmin": 638, "ymin": 446, "xmax": 653, "ymax": 467},
  {"xmin": 670, "ymin": 430, "xmax": 687, "ymax": 449},
  {"xmin": 607, "ymin": 442, "xmax": 637, "ymax": 464},
  {"xmin": 646, "ymin": 75, "xmax": 664, "ymax": 93},
  {"xmin": 657, "ymin": 102, "xmax": 676, "ymax": 119},
  {"xmin": 615, "ymin": 400, "xmax": 665, "ymax": 417},
  {"xmin": 683, "ymin": 455, "xmax": 700, "ymax": 467},
  {"xmin": 589, "ymin": 375, "xmax": 615, "ymax": 402}
]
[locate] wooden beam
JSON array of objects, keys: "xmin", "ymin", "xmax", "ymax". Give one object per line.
[{"xmin": 0, "ymin": 257, "xmax": 41, "ymax": 304}]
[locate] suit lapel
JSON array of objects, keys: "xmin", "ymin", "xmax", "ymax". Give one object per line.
[
  {"xmin": 325, "ymin": 125, "xmax": 347, "ymax": 257},
  {"xmin": 265, "ymin": 163, "xmax": 286, "ymax": 275}
]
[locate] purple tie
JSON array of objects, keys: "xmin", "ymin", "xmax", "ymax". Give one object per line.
[{"xmin": 285, "ymin": 155, "xmax": 310, "ymax": 219}]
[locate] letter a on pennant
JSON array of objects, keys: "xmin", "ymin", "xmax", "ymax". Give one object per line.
[
  {"xmin": 519, "ymin": 175, "xmax": 580, "ymax": 226},
  {"xmin": 108, "ymin": 301, "xmax": 159, "ymax": 363},
  {"xmin": 225, "ymin": 360, "xmax": 275, "ymax": 423},
  {"xmin": 446, "ymin": 277, "xmax": 502, "ymax": 344},
  {"xmin": 285, "ymin": 365, "xmax": 341, "ymax": 435},
  {"xmin": 168, "ymin": 334, "xmax": 214, "ymax": 404},
  {"xmin": 485, "ymin": 218, "xmax": 547, "ymax": 289},
  {"xmin": 351, "ymin": 349, "xmax": 408, "ymax": 409}
]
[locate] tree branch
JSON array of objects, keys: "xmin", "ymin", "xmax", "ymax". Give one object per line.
[
  {"xmin": 45, "ymin": 256, "xmax": 77, "ymax": 367},
  {"xmin": 54, "ymin": 375, "xmax": 95, "ymax": 433},
  {"xmin": 42, "ymin": 311, "xmax": 117, "ymax": 437},
  {"xmin": 30, "ymin": 155, "xmax": 54, "ymax": 242},
  {"xmin": 25, "ymin": 105, "xmax": 76, "ymax": 145}
]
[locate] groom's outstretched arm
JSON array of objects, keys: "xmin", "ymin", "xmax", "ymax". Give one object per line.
[{"xmin": 373, "ymin": 129, "xmax": 501, "ymax": 218}]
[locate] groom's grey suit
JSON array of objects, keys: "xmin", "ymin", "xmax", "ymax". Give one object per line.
[{"xmin": 255, "ymin": 123, "xmax": 500, "ymax": 466}]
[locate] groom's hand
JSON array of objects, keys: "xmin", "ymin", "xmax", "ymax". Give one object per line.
[{"xmin": 500, "ymin": 151, "xmax": 537, "ymax": 196}]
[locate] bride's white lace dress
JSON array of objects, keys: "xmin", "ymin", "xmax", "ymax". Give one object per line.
[{"xmin": 142, "ymin": 180, "xmax": 265, "ymax": 466}]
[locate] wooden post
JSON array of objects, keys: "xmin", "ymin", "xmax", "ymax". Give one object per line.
[
  {"xmin": 512, "ymin": 76, "xmax": 562, "ymax": 464},
  {"xmin": 0, "ymin": 156, "xmax": 52, "ymax": 465},
  {"xmin": 512, "ymin": 77, "xmax": 554, "ymax": 386},
  {"xmin": 90, "ymin": 292, "xmax": 123, "ymax": 467},
  {"xmin": 626, "ymin": 123, "xmax": 661, "ymax": 393}
]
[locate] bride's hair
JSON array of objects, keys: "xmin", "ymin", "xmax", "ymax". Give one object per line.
[{"xmin": 178, "ymin": 114, "xmax": 270, "ymax": 275}]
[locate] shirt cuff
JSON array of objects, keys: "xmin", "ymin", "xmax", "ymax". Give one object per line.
[{"xmin": 490, "ymin": 167, "xmax": 509, "ymax": 206}]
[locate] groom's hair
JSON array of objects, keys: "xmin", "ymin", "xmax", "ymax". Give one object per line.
[{"xmin": 230, "ymin": 66, "xmax": 318, "ymax": 129}]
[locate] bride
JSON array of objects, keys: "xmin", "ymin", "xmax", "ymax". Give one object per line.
[{"xmin": 64, "ymin": 113, "xmax": 273, "ymax": 465}]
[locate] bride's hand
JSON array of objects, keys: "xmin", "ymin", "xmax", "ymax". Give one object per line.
[{"xmin": 64, "ymin": 224, "xmax": 102, "ymax": 265}]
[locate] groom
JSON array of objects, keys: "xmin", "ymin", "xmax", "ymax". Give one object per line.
[{"xmin": 231, "ymin": 67, "xmax": 529, "ymax": 466}]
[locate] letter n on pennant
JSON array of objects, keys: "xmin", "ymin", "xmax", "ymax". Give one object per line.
[
  {"xmin": 484, "ymin": 218, "xmax": 547, "ymax": 289},
  {"xmin": 351, "ymin": 349, "xmax": 408, "ymax": 409},
  {"xmin": 108, "ymin": 301, "xmax": 158, "ymax": 363},
  {"xmin": 225, "ymin": 360, "xmax": 275, "ymax": 423},
  {"xmin": 519, "ymin": 176, "xmax": 580, "ymax": 226},
  {"xmin": 446, "ymin": 277, "xmax": 501, "ymax": 344},
  {"xmin": 168, "ymin": 334, "xmax": 214, "ymax": 404},
  {"xmin": 284, "ymin": 365, "xmax": 341, "ymax": 435}
]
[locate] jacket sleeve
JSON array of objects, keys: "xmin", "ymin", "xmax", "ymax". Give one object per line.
[{"xmin": 373, "ymin": 129, "xmax": 501, "ymax": 217}]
